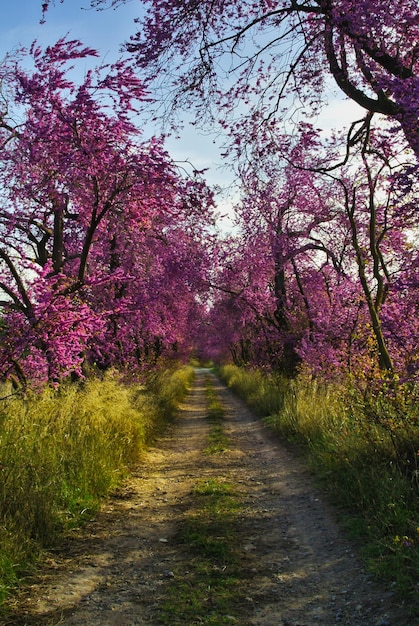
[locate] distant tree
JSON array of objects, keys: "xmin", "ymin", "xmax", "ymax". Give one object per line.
[
  {"xmin": 207, "ymin": 135, "xmax": 353, "ymax": 374},
  {"xmin": 210, "ymin": 118, "xmax": 419, "ymax": 378}
]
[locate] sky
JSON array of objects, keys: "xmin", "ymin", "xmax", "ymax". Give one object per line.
[{"xmin": 1, "ymin": 2, "xmax": 143, "ymax": 71}]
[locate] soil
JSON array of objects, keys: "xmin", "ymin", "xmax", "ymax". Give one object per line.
[{"xmin": 3, "ymin": 368, "xmax": 415, "ymax": 626}]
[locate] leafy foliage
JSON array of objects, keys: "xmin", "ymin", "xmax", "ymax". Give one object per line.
[{"xmin": 0, "ymin": 40, "xmax": 216, "ymax": 385}]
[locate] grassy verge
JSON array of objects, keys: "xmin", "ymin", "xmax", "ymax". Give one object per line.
[
  {"xmin": 159, "ymin": 479, "xmax": 244, "ymax": 625},
  {"xmin": 0, "ymin": 364, "xmax": 194, "ymax": 608},
  {"xmin": 160, "ymin": 379, "xmax": 245, "ymax": 624},
  {"xmin": 217, "ymin": 364, "xmax": 286, "ymax": 417},
  {"xmin": 204, "ymin": 376, "xmax": 229, "ymax": 454},
  {"xmin": 218, "ymin": 364, "xmax": 419, "ymax": 600}
]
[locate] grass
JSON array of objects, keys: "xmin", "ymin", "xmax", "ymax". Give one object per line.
[
  {"xmin": 159, "ymin": 479, "xmax": 244, "ymax": 625},
  {"xmin": 0, "ymin": 364, "xmax": 194, "ymax": 609},
  {"xmin": 159, "ymin": 381, "xmax": 243, "ymax": 624},
  {"xmin": 204, "ymin": 376, "xmax": 229, "ymax": 454},
  {"xmin": 219, "ymin": 363, "xmax": 419, "ymax": 603},
  {"xmin": 217, "ymin": 364, "xmax": 286, "ymax": 417}
]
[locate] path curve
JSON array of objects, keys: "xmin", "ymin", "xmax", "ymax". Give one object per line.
[{"xmin": 5, "ymin": 369, "xmax": 412, "ymax": 625}]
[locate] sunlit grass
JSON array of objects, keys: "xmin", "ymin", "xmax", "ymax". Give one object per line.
[
  {"xmin": 159, "ymin": 478, "xmax": 244, "ymax": 625},
  {"xmin": 0, "ymin": 364, "xmax": 194, "ymax": 608},
  {"xmin": 205, "ymin": 377, "xmax": 229, "ymax": 454},
  {"xmin": 219, "ymin": 364, "xmax": 419, "ymax": 599},
  {"xmin": 218, "ymin": 364, "xmax": 286, "ymax": 417}
]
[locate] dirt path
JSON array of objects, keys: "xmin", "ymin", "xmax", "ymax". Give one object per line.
[{"xmin": 4, "ymin": 369, "xmax": 413, "ymax": 625}]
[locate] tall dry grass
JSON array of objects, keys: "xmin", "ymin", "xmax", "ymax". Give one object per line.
[
  {"xmin": 218, "ymin": 364, "xmax": 286, "ymax": 417},
  {"xmin": 0, "ymin": 364, "xmax": 194, "ymax": 606}
]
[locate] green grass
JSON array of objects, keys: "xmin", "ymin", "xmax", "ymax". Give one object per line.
[
  {"xmin": 0, "ymin": 364, "xmax": 194, "ymax": 609},
  {"xmin": 159, "ymin": 479, "xmax": 244, "ymax": 625},
  {"xmin": 218, "ymin": 364, "xmax": 286, "ymax": 417},
  {"xmin": 204, "ymin": 377, "xmax": 229, "ymax": 454},
  {"xmin": 219, "ymin": 364, "xmax": 419, "ymax": 603},
  {"xmin": 159, "ymin": 384, "xmax": 243, "ymax": 624}
]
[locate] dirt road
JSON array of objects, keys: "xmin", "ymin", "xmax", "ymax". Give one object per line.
[{"xmin": 4, "ymin": 369, "xmax": 413, "ymax": 625}]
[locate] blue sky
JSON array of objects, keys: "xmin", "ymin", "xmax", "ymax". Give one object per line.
[{"xmin": 0, "ymin": 2, "xmax": 140, "ymax": 62}]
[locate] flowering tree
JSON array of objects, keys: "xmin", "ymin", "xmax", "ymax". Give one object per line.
[
  {"xmin": 87, "ymin": 165, "xmax": 216, "ymax": 373},
  {"xmin": 42, "ymin": 0, "xmax": 419, "ymax": 158},
  {"xmin": 290, "ymin": 119, "xmax": 419, "ymax": 376},
  {"xmin": 38, "ymin": 1, "xmax": 419, "ymax": 381},
  {"xmin": 206, "ymin": 145, "xmax": 352, "ymax": 373},
  {"xmin": 208, "ymin": 117, "xmax": 419, "ymax": 379},
  {"xmin": 0, "ymin": 39, "xmax": 216, "ymax": 385}
]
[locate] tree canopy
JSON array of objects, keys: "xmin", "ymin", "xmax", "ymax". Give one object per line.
[
  {"xmin": 42, "ymin": 0, "xmax": 418, "ymax": 156},
  {"xmin": 0, "ymin": 0, "xmax": 416, "ymax": 387},
  {"xmin": 0, "ymin": 38, "xmax": 216, "ymax": 385}
]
